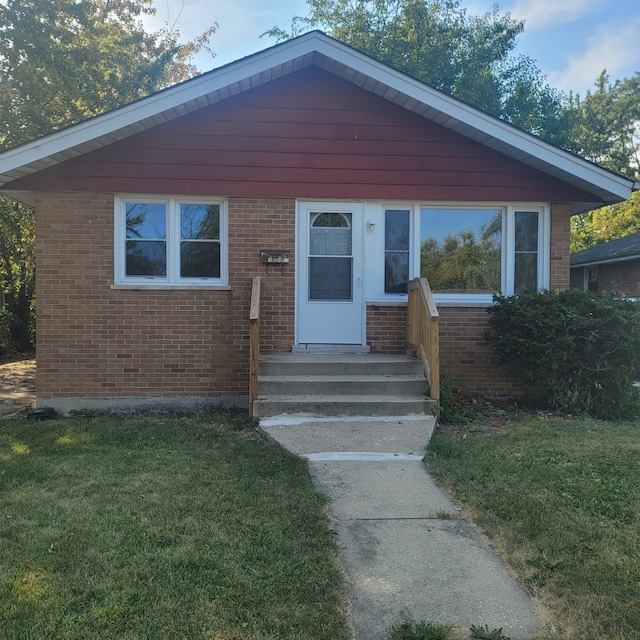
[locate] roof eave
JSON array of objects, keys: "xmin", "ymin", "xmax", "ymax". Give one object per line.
[{"xmin": 571, "ymin": 253, "xmax": 640, "ymax": 268}]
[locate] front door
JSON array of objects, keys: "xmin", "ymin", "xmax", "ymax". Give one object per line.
[{"xmin": 297, "ymin": 202, "xmax": 364, "ymax": 344}]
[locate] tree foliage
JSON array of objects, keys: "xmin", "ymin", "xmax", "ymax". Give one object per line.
[
  {"xmin": 568, "ymin": 73, "xmax": 640, "ymax": 253},
  {"xmin": 266, "ymin": 0, "xmax": 569, "ymax": 145},
  {"xmin": 0, "ymin": 0, "xmax": 216, "ymax": 149},
  {"xmin": 0, "ymin": 198, "xmax": 35, "ymax": 353},
  {"xmin": 571, "ymin": 191, "xmax": 640, "ymax": 253},
  {"xmin": 565, "ymin": 72, "xmax": 640, "ymax": 181},
  {"xmin": 0, "ymin": 0, "xmax": 216, "ymax": 352}
]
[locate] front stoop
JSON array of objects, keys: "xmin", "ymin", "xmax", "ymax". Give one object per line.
[{"xmin": 253, "ymin": 353, "xmax": 435, "ymax": 418}]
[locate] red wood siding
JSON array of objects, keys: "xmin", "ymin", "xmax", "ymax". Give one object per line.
[{"xmin": 6, "ymin": 68, "xmax": 596, "ymax": 204}]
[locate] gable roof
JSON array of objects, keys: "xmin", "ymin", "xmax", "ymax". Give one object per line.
[
  {"xmin": 0, "ymin": 30, "xmax": 635, "ymax": 211},
  {"xmin": 571, "ymin": 231, "xmax": 640, "ymax": 267}
]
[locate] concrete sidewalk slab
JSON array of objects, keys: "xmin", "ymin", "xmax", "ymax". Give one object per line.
[
  {"xmin": 308, "ymin": 459, "xmax": 459, "ymax": 520},
  {"xmin": 260, "ymin": 414, "xmax": 544, "ymax": 640},
  {"xmin": 340, "ymin": 518, "xmax": 542, "ymax": 639},
  {"xmin": 259, "ymin": 414, "xmax": 435, "ymax": 455}
]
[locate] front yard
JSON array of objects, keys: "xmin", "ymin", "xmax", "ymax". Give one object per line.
[
  {"xmin": 3, "ymin": 406, "xmax": 639, "ymax": 639},
  {"xmin": 0, "ymin": 412, "xmax": 351, "ymax": 639},
  {"xmin": 426, "ymin": 414, "xmax": 640, "ymax": 640}
]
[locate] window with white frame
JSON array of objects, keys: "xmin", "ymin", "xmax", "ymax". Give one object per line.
[
  {"xmin": 114, "ymin": 196, "xmax": 227, "ymax": 285},
  {"xmin": 383, "ymin": 205, "xmax": 549, "ymax": 300}
]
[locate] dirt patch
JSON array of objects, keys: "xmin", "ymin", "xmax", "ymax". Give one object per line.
[{"xmin": 0, "ymin": 358, "xmax": 35, "ymax": 416}]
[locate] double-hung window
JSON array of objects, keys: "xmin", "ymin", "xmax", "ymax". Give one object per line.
[
  {"xmin": 383, "ymin": 205, "xmax": 549, "ymax": 301},
  {"xmin": 114, "ymin": 196, "xmax": 228, "ymax": 286}
]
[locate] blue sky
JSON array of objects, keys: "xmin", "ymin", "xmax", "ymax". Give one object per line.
[{"xmin": 146, "ymin": 0, "xmax": 640, "ymax": 96}]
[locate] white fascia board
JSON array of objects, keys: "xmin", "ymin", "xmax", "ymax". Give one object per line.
[{"xmin": 571, "ymin": 254, "xmax": 640, "ymax": 268}]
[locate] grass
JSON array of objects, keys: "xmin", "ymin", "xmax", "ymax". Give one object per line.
[
  {"xmin": 0, "ymin": 411, "xmax": 351, "ymax": 639},
  {"xmin": 425, "ymin": 415, "xmax": 640, "ymax": 640}
]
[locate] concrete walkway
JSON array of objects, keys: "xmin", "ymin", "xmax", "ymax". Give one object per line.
[{"xmin": 260, "ymin": 414, "xmax": 544, "ymax": 640}]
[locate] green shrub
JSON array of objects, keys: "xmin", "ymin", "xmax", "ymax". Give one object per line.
[{"xmin": 484, "ymin": 289, "xmax": 640, "ymax": 419}]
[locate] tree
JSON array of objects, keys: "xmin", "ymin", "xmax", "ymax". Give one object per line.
[
  {"xmin": 571, "ymin": 191, "xmax": 640, "ymax": 253},
  {"xmin": 0, "ymin": 0, "xmax": 216, "ymax": 352},
  {"xmin": 266, "ymin": 0, "xmax": 569, "ymax": 146},
  {"xmin": 0, "ymin": 0, "xmax": 216, "ymax": 149},
  {"xmin": 0, "ymin": 198, "xmax": 35, "ymax": 352},
  {"xmin": 566, "ymin": 71, "xmax": 640, "ymax": 181},
  {"xmin": 568, "ymin": 73, "xmax": 640, "ymax": 253}
]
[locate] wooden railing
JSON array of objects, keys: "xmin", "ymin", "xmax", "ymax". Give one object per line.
[
  {"xmin": 248, "ymin": 276, "xmax": 261, "ymax": 418},
  {"xmin": 406, "ymin": 277, "xmax": 440, "ymax": 410}
]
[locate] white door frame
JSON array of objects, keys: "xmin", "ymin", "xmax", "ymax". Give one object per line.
[{"xmin": 295, "ymin": 201, "xmax": 366, "ymax": 345}]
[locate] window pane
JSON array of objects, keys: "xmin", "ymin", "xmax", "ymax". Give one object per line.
[
  {"xmin": 312, "ymin": 212, "xmax": 350, "ymax": 228},
  {"xmin": 385, "ymin": 252, "xmax": 409, "ymax": 294},
  {"xmin": 515, "ymin": 253, "xmax": 538, "ymax": 293},
  {"xmin": 126, "ymin": 203, "xmax": 166, "ymax": 239},
  {"xmin": 181, "ymin": 242, "xmax": 220, "ymax": 278},
  {"xmin": 515, "ymin": 211, "xmax": 538, "ymax": 252},
  {"xmin": 180, "ymin": 204, "xmax": 220, "ymax": 240},
  {"xmin": 385, "ymin": 210, "xmax": 410, "ymax": 293},
  {"xmin": 310, "ymin": 213, "xmax": 352, "ymax": 256},
  {"xmin": 420, "ymin": 209, "xmax": 502, "ymax": 294},
  {"xmin": 309, "ymin": 257, "xmax": 352, "ymax": 300},
  {"xmin": 310, "ymin": 228, "xmax": 352, "ymax": 256},
  {"xmin": 126, "ymin": 240, "xmax": 166, "ymax": 276},
  {"xmin": 385, "ymin": 210, "xmax": 410, "ymax": 251}
]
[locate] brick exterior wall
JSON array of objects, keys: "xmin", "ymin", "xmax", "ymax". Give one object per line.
[
  {"xmin": 569, "ymin": 266, "xmax": 584, "ymax": 290},
  {"xmin": 36, "ymin": 194, "xmax": 572, "ymax": 406},
  {"xmin": 550, "ymin": 203, "xmax": 571, "ymax": 289},
  {"xmin": 36, "ymin": 193, "xmax": 295, "ymax": 408},
  {"xmin": 366, "ymin": 304, "xmax": 534, "ymax": 396},
  {"xmin": 570, "ymin": 261, "xmax": 640, "ymax": 297},
  {"xmin": 366, "ymin": 304, "xmax": 407, "ymax": 353}
]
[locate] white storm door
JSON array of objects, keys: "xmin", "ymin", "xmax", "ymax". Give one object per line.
[{"xmin": 297, "ymin": 202, "xmax": 364, "ymax": 344}]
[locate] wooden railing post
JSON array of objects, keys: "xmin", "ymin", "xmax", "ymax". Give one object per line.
[
  {"xmin": 405, "ymin": 277, "xmax": 440, "ymax": 412},
  {"xmin": 249, "ymin": 276, "xmax": 261, "ymax": 418}
]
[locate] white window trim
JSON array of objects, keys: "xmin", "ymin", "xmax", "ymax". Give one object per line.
[
  {"xmin": 114, "ymin": 195, "xmax": 228, "ymax": 287},
  {"xmin": 378, "ymin": 202, "xmax": 550, "ymax": 304}
]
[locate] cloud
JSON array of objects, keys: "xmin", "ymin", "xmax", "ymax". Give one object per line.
[
  {"xmin": 550, "ymin": 17, "xmax": 640, "ymax": 93},
  {"xmin": 510, "ymin": 0, "xmax": 602, "ymax": 29}
]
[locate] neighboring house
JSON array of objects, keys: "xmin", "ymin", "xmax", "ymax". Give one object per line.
[
  {"xmin": 0, "ymin": 31, "xmax": 634, "ymax": 412},
  {"xmin": 571, "ymin": 232, "xmax": 640, "ymax": 297}
]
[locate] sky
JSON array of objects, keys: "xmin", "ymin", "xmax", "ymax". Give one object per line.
[{"xmin": 144, "ymin": 0, "xmax": 640, "ymax": 96}]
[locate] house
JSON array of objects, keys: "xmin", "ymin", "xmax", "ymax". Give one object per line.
[
  {"xmin": 571, "ymin": 231, "xmax": 640, "ymax": 296},
  {"xmin": 0, "ymin": 31, "xmax": 634, "ymax": 412}
]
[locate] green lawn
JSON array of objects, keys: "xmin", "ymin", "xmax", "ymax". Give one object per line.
[
  {"xmin": 0, "ymin": 412, "xmax": 351, "ymax": 639},
  {"xmin": 426, "ymin": 415, "xmax": 640, "ymax": 640}
]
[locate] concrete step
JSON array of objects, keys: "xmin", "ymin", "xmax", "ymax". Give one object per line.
[
  {"xmin": 253, "ymin": 394, "xmax": 435, "ymax": 418},
  {"xmin": 259, "ymin": 353, "xmax": 423, "ymax": 377},
  {"xmin": 259, "ymin": 375, "xmax": 427, "ymax": 397}
]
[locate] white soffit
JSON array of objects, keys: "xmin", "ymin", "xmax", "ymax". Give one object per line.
[{"xmin": 0, "ymin": 31, "xmax": 634, "ymax": 208}]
